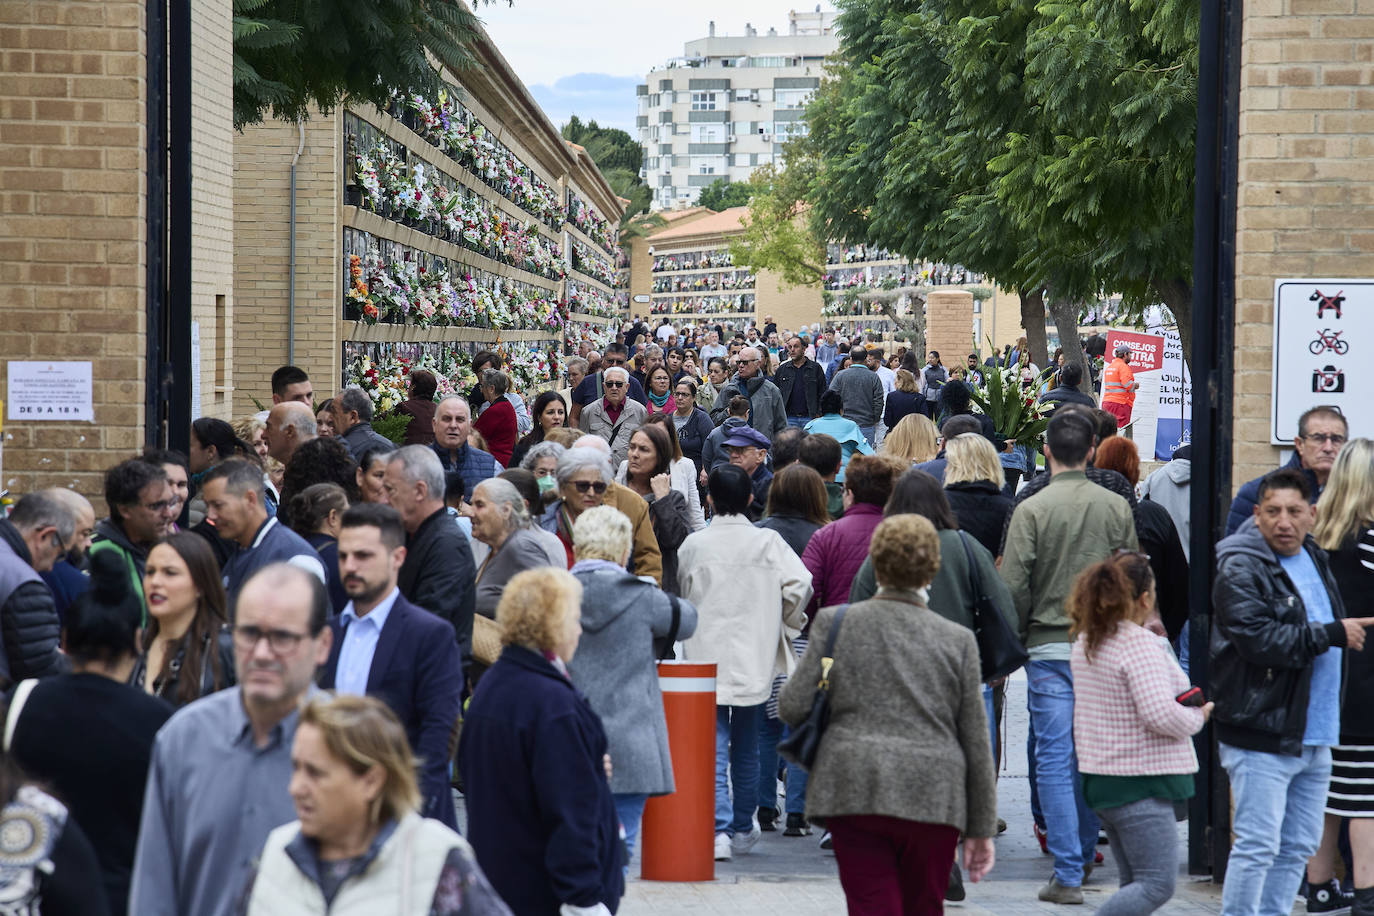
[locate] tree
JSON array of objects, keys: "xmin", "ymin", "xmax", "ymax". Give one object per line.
[
  {"xmin": 730, "ymin": 160, "xmax": 827, "ymax": 288},
  {"xmin": 560, "ymin": 118, "xmax": 652, "ymax": 222},
  {"xmin": 784, "ymin": 0, "xmax": 1197, "ymax": 362},
  {"xmin": 696, "ymin": 179, "xmax": 755, "ymax": 212},
  {"xmin": 232, "ymin": 0, "xmax": 499, "ymax": 129}
]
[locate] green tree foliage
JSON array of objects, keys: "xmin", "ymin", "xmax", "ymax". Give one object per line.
[
  {"xmin": 232, "ymin": 0, "xmax": 502, "ymax": 130},
  {"xmin": 740, "ymin": 0, "xmax": 1197, "ymax": 363},
  {"xmin": 561, "ymin": 117, "xmax": 652, "ymax": 222},
  {"xmin": 696, "ymin": 179, "xmax": 756, "ymax": 212},
  {"xmin": 730, "ymin": 157, "xmax": 826, "ymax": 289}
]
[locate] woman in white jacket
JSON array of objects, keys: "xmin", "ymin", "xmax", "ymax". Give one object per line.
[{"xmin": 678, "ymin": 464, "xmax": 813, "ymax": 862}]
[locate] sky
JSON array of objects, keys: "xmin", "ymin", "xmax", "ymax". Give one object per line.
[{"xmin": 477, "ymin": 1, "xmax": 830, "ymax": 134}]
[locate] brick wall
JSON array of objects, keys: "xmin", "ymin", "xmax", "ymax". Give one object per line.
[
  {"xmin": 756, "ymin": 268, "xmax": 823, "ymax": 336},
  {"xmin": 1232, "ymin": 2, "xmax": 1374, "ymax": 489},
  {"xmin": 926, "ymin": 290, "xmax": 975, "ymax": 368},
  {"xmin": 0, "ymin": 0, "xmax": 147, "ymax": 500},
  {"xmin": 192, "ymin": 0, "xmax": 234, "ymax": 420},
  {"xmin": 232, "ymin": 114, "xmax": 340, "ymax": 411}
]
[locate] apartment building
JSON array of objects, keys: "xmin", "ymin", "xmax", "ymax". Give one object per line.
[{"xmin": 637, "ymin": 11, "xmax": 839, "ymax": 210}]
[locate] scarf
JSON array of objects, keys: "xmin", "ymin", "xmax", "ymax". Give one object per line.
[{"xmin": 647, "ymin": 388, "xmax": 671, "ymax": 409}]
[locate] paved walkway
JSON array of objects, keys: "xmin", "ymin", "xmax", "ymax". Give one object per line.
[{"xmin": 624, "ymin": 669, "xmax": 1235, "ymax": 914}]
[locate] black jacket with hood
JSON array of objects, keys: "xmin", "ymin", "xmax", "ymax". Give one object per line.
[{"xmin": 1210, "ymin": 517, "xmax": 1347, "ymax": 756}]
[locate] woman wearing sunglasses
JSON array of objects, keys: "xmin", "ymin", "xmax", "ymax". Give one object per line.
[{"xmin": 539, "ymin": 447, "xmax": 615, "ymax": 567}]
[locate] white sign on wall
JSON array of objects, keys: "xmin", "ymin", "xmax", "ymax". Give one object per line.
[
  {"xmin": 5, "ymin": 361, "xmax": 94, "ymax": 422},
  {"xmin": 1271, "ymin": 279, "xmax": 1374, "ymax": 444}
]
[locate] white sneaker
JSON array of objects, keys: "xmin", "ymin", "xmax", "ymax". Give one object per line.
[
  {"xmin": 731, "ymin": 821, "xmax": 762, "ymax": 855},
  {"xmin": 714, "ymin": 832, "xmax": 732, "ymax": 861}
]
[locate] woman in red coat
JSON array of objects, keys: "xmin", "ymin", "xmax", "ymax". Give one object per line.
[{"xmin": 473, "ymin": 369, "xmax": 518, "ymax": 467}]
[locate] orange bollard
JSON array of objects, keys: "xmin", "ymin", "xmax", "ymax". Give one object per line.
[{"xmin": 640, "ymin": 660, "xmax": 717, "ymax": 881}]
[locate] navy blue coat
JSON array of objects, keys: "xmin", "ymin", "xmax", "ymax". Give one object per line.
[
  {"xmin": 1226, "ymin": 452, "xmax": 1320, "ymax": 536},
  {"xmin": 458, "ymin": 645, "xmax": 624, "ymax": 915},
  {"xmin": 318, "ymin": 593, "xmax": 462, "ymax": 829}
]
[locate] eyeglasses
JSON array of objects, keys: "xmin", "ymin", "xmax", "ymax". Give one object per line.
[
  {"xmin": 571, "ymin": 481, "xmax": 609, "ymax": 495},
  {"xmin": 232, "ymin": 625, "xmax": 310, "ymax": 654},
  {"xmin": 1301, "ymin": 433, "xmax": 1347, "ymax": 446},
  {"xmin": 604, "ymin": 381, "xmax": 626, "ymax": 388}
]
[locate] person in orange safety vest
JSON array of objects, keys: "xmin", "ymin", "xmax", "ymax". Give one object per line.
[{"xmin": 1100, "ymin": 343, "xmax": 1139, "ymax": 430}]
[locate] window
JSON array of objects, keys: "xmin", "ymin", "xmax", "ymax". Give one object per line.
[
  {"xmin": 751, "ymin": 56, "xmax": 786, "ymax": 68},
  {"xmin": 733, "ymin": 88, "xmax": 759, "ymax": 102},
  {"xmin": 733, "ymin": 121, "xmax": 751, "ymax": 136},
  {"xmin": 699, "ymin": 165, "xmax": 715, "ymax": 175},
  {"xmin": 775, "ymin": 89, "xmax": 813, "ymax": 109},
  {"xmin": 691, "ymin": 92, "xmax": 717, "ymax": 111}
]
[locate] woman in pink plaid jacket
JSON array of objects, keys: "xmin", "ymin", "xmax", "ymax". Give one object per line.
[{"xmin": 1069, "ymin": 552, "xmax": 1212, "ymax": 915}]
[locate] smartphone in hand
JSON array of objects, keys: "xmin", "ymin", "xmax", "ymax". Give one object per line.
[{"xmin": 1176, "ymin": 686, "xmax": 1206, "ymax": 707}]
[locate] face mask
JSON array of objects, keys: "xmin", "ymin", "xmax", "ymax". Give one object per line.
[{"xmin": 537, "ymin": 475, "xmax": 556, "ymax": 494}]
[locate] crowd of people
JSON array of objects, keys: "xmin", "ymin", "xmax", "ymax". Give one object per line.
[{"xmin": 3, "ymin": 311, "xmax": 1368, "ymax": 916}]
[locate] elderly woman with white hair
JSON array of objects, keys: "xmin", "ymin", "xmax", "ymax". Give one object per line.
[
  {"xmin": 577, "ymin": 365, "xmax": 648, "ymax": 468},
  {"xmin": 471, "ymin": 478, "xmax": 558, "ymax": 620},
  {"xmin": 519, "ymin": 440, "xmax": 566, "ymax": 502},
  {"xmin": 567, "ymin": 506, "xmax": 698, "ymax": 864}
]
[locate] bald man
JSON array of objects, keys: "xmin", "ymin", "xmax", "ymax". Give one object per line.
[
  {"xmin": 38, "ymin": 488, "xmax": 97, "ymax": 622},
  {"xmin": 265, "ymin": 401, "xmax": 317, "ymax": 465}
]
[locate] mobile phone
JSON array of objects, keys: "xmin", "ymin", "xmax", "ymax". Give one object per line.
[{"xmin": 1176, "ymin": 687, "xmax": 1205, "ymax": 707}]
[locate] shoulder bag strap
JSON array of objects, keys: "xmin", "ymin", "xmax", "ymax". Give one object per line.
[
  {"xmin": 658, "ymin": 595, "xmax": 682, "ymax": 661},
  {"xmin": 957, "ymin": 530, "xmax": 983, "ymax": 597},
  {"xmin": 817, "ymin": 603, "xmax": 851, "ymax": 687},
  {"xmin": 4, "ymin": 679, "xmax": 39, "ymax": 752}
]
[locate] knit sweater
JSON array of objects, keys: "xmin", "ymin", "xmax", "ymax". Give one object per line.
[{"xmin": 1071, "ymin": 622, "xmax": 1205, "ymax": 775}]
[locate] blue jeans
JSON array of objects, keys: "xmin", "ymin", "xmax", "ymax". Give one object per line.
[
  {"xmin": 758, "ymin": 714, "xmax": 783, "ymax": 811},
  {"xmin": 1027, "ymin": 659, "xmax": 1099, "ymax": 887},
  {"xmin": 1028, "ymin": 717, "xmax": 1044, "ymax": 829},
  {"xmin": 716, "ymin": 704, "xmax": 765, "ymax": 836},
  {"xmin": 786, "ymin": 416, "xmax": 811, "ymax": 428},
  {"xmin": 858, "ymin": 425, "xmax": 876, "ymax": 448},
  {"xmin": 1219, "ymin": 743, "xmax": 1331, "ymax": 916},
  {"xmin": 613, "ymin": 793, "xmax": 648, "ymax": 864},
  {"xmin": 984, "ymin": 684, "xmax": 999, "ymax": 764}
]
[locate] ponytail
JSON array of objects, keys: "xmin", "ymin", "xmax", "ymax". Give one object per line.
[{"xmin": 1068, "ymin": 552, "xmax": 1154, "ymax": 660}]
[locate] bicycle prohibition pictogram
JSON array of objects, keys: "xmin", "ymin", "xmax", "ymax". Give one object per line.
[{"xmin": 1309, "ymin": 328, "xmax": 1350, "ymax": 355}]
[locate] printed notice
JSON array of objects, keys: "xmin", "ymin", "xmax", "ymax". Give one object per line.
[{"xmin": 6, "ymin": 361, "xmax": 94, "ymax": 422}]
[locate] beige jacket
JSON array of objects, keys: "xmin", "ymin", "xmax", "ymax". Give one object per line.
[{"xmin": 679, "ymin": 514, "xmax": 813, "ymax": 706}]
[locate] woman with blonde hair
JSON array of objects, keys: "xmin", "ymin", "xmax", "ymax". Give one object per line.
[
  {"xmin": 880, "ymin": 413, "xmax": 939, "ymax": 465},
  {"xmin": 1309, "ymin": 438, "xmax": 1374, "ymax": 913},
  {"xmin": 1069, "ymin": 553, "xmax": 1210, "ymax": 914},
  {"xmin": 781, "ymin": 514, "xmax": 997, "ymax": 911},
  {"xmin": 943, "ymin": 433, "xmax": 1014, "ymax": 556},
  {"xmin": 239, "ymin": 693, "xmax": 511, "ymax": 915},
  {"xmin": 883, "ymin": 369, "xmax": 923, "ymax": 431},
  {"xmin": 458, "ymin": 568, "xmax": 624, "ymax": 916}
]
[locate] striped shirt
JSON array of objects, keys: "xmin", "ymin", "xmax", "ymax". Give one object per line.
[{"xmin": 1071, "ymin": 622, "xmax": 1206, "ymax": 775}]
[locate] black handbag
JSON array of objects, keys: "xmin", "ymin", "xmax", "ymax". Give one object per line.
[
  {"xmin": 653, "ymin": 594, "xmax": 682, "ymax": 660},
  {"xmin": 777, "ymin": 603, "xmax": 850, "ymax": 770},
  {"xmin": 958, "ymin": 531, "xmax": 1029, "ymax": 681}
]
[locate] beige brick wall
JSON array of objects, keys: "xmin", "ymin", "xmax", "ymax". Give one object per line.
[
  {"xmin": 0, "ymin": 0, "xmax": 148, "ymax": 500},
  {"xmin": 756, "ymin": 269, "xmax": 823, "ymax": 336},
  {"xmin": 1233, "ymin": 2, "xmax": 1374, "ymax": 488},
  {"xmin": 233, "ymin": 114, "xmax": 341, "ymax": 411},
  {"xmin": 926, "ymin": 290, "xmax": 975, "ymax": 367},
  {"xmin": 192, "ymin": 0, "xmax": 234, "ymax": 420}
]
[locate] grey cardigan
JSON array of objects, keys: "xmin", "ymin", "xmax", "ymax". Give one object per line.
[
  {"xmin": 567, "ymin": 564, "xmax": 698, "ymax": 795},
  {"xmin": 779, "ymin": 593, "xmax": 997, "ymax": 836}
]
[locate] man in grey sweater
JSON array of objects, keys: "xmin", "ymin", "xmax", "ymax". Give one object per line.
[{"xmin": 827, "ymin": 358, "xmax": 886, "ymax": 446}]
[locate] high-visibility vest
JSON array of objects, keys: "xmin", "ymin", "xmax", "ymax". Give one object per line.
[{"xmin": 1102, "ymin": 358, "xmax": 1135, "ymax": 406}]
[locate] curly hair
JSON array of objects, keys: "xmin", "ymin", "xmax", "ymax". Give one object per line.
[
  {"xmin": 497, "ymin": 567, "xmax": 583, "ymax": 653},
  {"xmin": 278, "ymin": 436, "xmax": 360, "ymax": 527},
  {"xmin": 870, "ymin": 514, "xmax": 941, "ymax": 591},
  {"xmin": 844, "ymin": 454, "xmax": 905, "ymax": 507}
]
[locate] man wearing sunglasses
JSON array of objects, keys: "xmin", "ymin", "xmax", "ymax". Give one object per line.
[
  {"xmin": 1226, "ymin": 405, "xmax": 1347, "ymax": 536},
  {"xmin": 709, "ymin": 347, "xmax": 787, "ymax": 441},
  {"xmin": 568, "ymin": 343, "xmax": 648, "ymax": 427},
  {"xmin": 578, "ymin": 366, "xmax": 648, "ymax": 469}
]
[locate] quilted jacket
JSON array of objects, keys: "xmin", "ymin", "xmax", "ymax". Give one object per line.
[{"xmin": 799, "ymin": 503, "xmax": 885, "ymax": 624}]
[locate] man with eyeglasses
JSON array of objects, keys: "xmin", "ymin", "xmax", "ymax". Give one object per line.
[
  {"xmin": 131, "ymin": 563, "xmax": 334, "ymax": 916},
  {"xmin": 0, "ymin": 491, "xmax": 77, "ymax": 685},
  {"xmin": 1000, "ymin": 410, "xmax": 1138, "ymax": 905},
  {"xmin": 91, "ymin": 458, "xmax": 177, "ymax": 608},
  {"xmin": 568, "ymin": 342, "xmax": 648, "ymax": 427},
  {"xmin": 203, "ymin": 458, "xmax": 325, "ymax": 611},
  {"xmin": 578, "ymin": 366, "xmax": 648, "ymax": 469},
  {"xmin": 1226, "ymin": 405, "xmax": 1348, "ymax": 536},
  {"xmin": 710, "ymin": 347, "xmax": 787, "ymax": 441},
  {"xmin": 318, "ymin": 503, "xmax": 461, "ymax": 828}
]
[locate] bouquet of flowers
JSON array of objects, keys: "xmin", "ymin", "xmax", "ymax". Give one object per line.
[{"xmin": 967, "ymin": 343, "xmax": 1056, "ymax": 447}]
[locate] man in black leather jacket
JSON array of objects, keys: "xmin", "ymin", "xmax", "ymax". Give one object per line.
[{"xmin": 1211, "ymin": 467, "xmax": 1374, "ymax": 916}]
